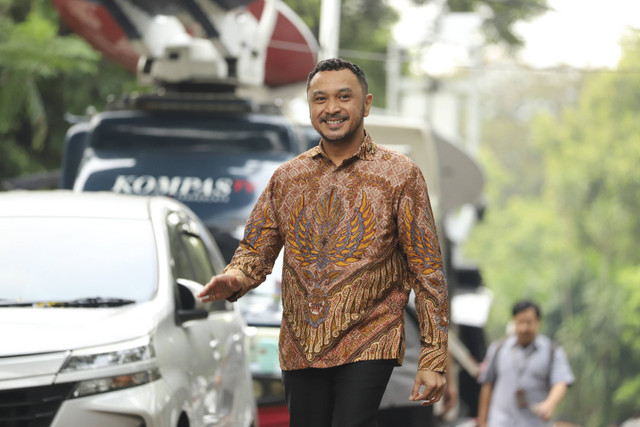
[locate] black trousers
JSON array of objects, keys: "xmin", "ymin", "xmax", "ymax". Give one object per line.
[
  {"xmin": 282, "ymin": 360, "xmax": 396, "ymax": 427},
  {"xmin": 377, "ymin": 405, "xmax": 435, "ymax": 427}
]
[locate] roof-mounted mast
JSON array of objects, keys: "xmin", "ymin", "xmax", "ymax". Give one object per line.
[{"xmin": 52, "ymin": 0, "xmax": 318, "ymax": 94}]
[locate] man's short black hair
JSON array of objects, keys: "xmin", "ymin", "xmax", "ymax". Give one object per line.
[
  {"xmin": 512, "ymin": 299, "xmax": 541, "ymax": 319},
  {"xmin": 306, "ymin": 58, "xmax": 369, "ymax": 96}
]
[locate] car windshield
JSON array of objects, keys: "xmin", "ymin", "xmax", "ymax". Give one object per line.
[
  {"xmin": 93, "ymin": 119, "xmax": 291, "ymax": 153},
  {"xmin": 0, "ymin": 217, "xmax": 157, "ymax": 305},
  {"xmin": 237, "ymin": 253, "xmax": 283, "ymax": 326}
]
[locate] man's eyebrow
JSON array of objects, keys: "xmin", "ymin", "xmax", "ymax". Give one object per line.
[{"xmin": 311, "ymin": 87, "xmax": 354, "ymax": 97}]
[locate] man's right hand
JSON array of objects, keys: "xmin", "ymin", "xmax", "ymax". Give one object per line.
[{"xmin": 197, "ymin": 274, "xmax": 243, "ymax": 302}]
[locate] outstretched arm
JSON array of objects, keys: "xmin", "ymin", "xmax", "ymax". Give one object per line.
[{"xmin": 198, "ymin": 273, "xmax": 244, "ymax": 302}]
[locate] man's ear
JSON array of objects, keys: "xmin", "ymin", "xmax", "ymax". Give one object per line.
[{"xmin": 364, "ymin": 94, "xmax": 373, "ymax": 117}]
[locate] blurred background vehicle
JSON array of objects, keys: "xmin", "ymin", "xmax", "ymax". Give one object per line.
[
  {"xmin": 0, "ymin": 190, "xmax": 257, "ymax": 427},
  {"xmin": 60, "ymin": 97, "xmax": 308, "ymax": 263}
]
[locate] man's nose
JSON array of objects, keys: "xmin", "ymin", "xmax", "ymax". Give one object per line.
[{"xmin": 326, "ymin": 97, "xmax": 340, "ymax": 113}]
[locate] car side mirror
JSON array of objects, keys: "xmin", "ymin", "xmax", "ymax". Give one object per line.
[{"xmin": 175, "ymin": 278, "xmax": 209, "ymax": 324}]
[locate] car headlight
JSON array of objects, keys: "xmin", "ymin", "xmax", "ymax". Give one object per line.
[
  {"xmin": 58, "ymin": 337, "xmax": 160, "ymax": 398},
  {"xmin": 71, "ymin": 368, "xmax": 161, "ymax": 398},
  {"xmin": 60, "ymin": 336, "xmax": 155, "ymax": 372}
]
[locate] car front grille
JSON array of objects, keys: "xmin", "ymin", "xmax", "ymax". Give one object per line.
[{"xmin": 0, "ymin": 383, "xmax": 75, "ymax": 427}]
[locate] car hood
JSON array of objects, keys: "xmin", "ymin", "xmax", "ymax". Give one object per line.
[{"xmin": 0, "ymin": 303, "xmax": 158, "ymax": 357}]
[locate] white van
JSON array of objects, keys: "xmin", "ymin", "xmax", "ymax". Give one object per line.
[{"xmin": 0, "ymin": 191, "xmax": 257, "ymax": 427}]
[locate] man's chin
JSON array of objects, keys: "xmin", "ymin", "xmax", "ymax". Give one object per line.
[
  {"xmin": 319, "ymin": 127, "xmax": 364, "ymax": 145},
  {"xmin": 322, "ymin": 133, "xmax": 347, "ymax": 143},
  {"xmin": 319, "ymin": 129, "xmax": 349, "ymax": 143}
]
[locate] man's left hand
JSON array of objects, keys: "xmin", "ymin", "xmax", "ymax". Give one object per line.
[
  {"xmin": 532, "ymin": 399, "xmax": 555, "ymax": 421},
  {"xmin": 409, "ymin": 370, "xmax": 446, "ymax": 406}
]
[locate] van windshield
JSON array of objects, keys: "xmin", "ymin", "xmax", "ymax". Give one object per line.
[
  {"xmin": 0, "ymin": 218, "xmax": 157, "ymax": 305},
  {"xmin": 91, "ymin": 116, "xmax": 292, "ymax": 153}
]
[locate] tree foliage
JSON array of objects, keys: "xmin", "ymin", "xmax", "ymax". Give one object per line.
[
  {"xmin": 466, "ymin": 34, "xmax": 640, "ymax": 425},
  {"xmin": 0, "ymin": 0, "xmax": 137, "ymax": 182}
]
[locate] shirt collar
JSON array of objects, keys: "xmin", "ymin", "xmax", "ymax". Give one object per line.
[
  {"xmin": 309, "ymin": 129, "xmax": 377, "ymax": 161},
  {"xmin": 509, "ymin": 334, "xmax": 540, "ymax": 351}
]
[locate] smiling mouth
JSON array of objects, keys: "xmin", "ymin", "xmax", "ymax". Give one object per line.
[{"xmin": 323, "ymin": 117, "xmax": 347, "ymax": 126}]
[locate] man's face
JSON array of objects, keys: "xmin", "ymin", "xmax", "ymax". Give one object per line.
[
  {"xmin": 513, "ymin": 307, "xmax": 540, "ymax": 347},
  {"xmin": 307, "ymin": 68, "xmax": 373, "ymax": 145}
]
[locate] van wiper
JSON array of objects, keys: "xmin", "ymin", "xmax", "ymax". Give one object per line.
[
  {"xmin": 0, "ymin": 297, "xmax": 136, "ymax": 308},
  {"xmin": 0, "ymin": 300, "xmax": 34, "ymax": 307},
  {"xmin": 59, "ymin": 297, "xmax": 137, "ymax": 307}
]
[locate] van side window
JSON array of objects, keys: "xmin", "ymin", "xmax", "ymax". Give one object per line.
[
  {"xmin": 168, "ymin": 212, "xmax": 227, "ymax": 312},
  {"xmin": 171, "ymin": 230, "xmax": 194, "ymax": 282},
  {"xmin": 179, "ymin": 231, "xmax": 214, "ymax": 284}
]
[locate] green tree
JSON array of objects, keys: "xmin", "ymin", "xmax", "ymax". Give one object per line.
[
  {"xmin": 0, "ymin": 0, "xmax": 94, "ymax": 178},
  {"xmin": 0, "ymin": 0, "xmax": 136, "ymax": 184},
  {"xmin": 534, "ymin": 34, "xmax": 640, "ymax": 424},
  {"xmin": 466, "ymin": 33, "xmax": 640, "ymax": 425}
]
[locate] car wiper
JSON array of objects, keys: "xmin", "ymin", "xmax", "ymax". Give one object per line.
[
  {"xmin": 0, "ymin": 300, "xmax": 36, "ymax": 307},
  {"xmin": 0, "ymin": 297, "xmax": 136, "ymax": 308},
  {"xmin": 59, "ymin": 297, "xmax": 137, "ymax": 307}
]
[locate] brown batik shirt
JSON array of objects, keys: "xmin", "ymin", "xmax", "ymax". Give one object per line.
[{"xmin": 224, "ymin": 130, "xmax": 449, "ymax": 372}]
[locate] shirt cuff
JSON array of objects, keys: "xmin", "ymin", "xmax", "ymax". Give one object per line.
[
  {"xmin": 418, "ymin": 346, "xmax": 448, "ymax": 373},
  {"xmin": 223, "ymin": 268, "xmax": 249, "ymax": 302}
]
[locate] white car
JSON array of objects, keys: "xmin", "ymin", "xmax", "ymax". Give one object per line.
[{"xmin": 0, "ymin": 191, "xmax": 257, "ymax": 427}]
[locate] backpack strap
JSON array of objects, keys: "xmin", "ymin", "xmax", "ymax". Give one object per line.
[
  {"xmin": 546, "ymin": 341, "xmax": 557, "ymax": 387},
  {"xmin": 486, "ymin": 336, "xmax": 508, "ymax": 380},
  {"xmin": 493, "ymin": 336, "xmax": 509, "ymax": 360}
]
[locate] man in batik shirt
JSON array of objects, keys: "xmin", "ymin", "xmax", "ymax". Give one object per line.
[{"xmin": 199, "ymin": 58, "xmax": 448, "ymax": 427}]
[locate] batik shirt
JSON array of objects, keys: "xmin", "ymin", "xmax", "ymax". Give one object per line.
[{"xmin": 225, "ymin": 131, "xmax": 448, "ymax": 372}]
